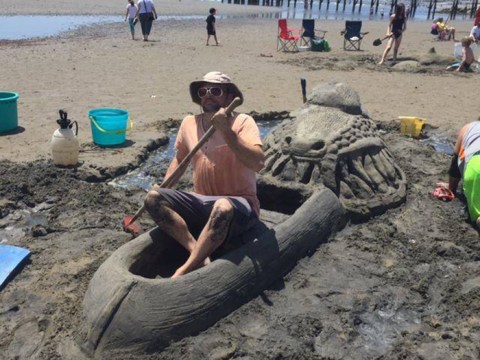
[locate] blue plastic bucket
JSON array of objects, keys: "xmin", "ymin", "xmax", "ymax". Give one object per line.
[
  {"xmin": 88, "ymin": 108, "xmax": 132, "ymax": 146},
  {"xmin": 0, "ymin": 92, "xmax": 19, "ymax": 134}
]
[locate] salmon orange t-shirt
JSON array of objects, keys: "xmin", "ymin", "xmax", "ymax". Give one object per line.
[{"xmin": 175, "ymin": 113, "xmax": 263, "ymax": 215}]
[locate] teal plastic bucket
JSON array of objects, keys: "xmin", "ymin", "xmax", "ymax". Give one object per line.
[
  {"xmin": 0, "ymin": 92, "xmax": 19, "ymax": 134},
  {"xmin": 88, "ymin": 108, "xmax": 132, "ymax": 146}
]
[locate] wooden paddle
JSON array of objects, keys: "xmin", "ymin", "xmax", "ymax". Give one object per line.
[
  {"xmin": 123, "ymin": 97, "xmax": 243, "ymax": 235},
  {"xmin": 373, "ymin": 34, "xmax": 393, "ymax": 46}
]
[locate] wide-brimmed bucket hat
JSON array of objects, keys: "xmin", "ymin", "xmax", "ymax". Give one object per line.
[{"xmin": 190, "ymin": 71, "xmax": 243, "ymax": 105}]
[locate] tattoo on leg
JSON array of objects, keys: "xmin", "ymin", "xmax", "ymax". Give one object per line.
[{"xmin": 208, "ymin": 209, "xmax": 232, "ymax": 244}]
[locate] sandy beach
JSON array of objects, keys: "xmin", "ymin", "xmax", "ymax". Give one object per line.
[
  {"xmin": 1, "ymin": 0, "xmax": 478, "ymax": 171},
  {"xmin": 1, "ymin": 0, "xmax": 480, "ymax": 359}
]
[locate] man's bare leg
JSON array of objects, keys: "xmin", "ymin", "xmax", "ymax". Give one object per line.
[
  {"xmin": 144, "ymin": 190, "xmax": 198, "ymax": 254},
  {"xmin": 172, "ymin": 199, "xmax": 233, "ymax": 278}
]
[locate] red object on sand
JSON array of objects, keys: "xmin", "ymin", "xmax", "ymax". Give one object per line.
[
  {"xmin": 122, "ymin": 215, "xmax": 143, "ymax": 236},
  {"xmin": 432, "ymin": 186, "xmax": 455, "ymax": 202}
]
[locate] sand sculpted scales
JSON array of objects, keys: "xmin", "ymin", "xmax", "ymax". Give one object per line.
[
  {"xmin": 258, "ymin": 82, "xmax": 407, "ymax": 221},
  {"xmin": 82, "ymin": 82, "xmax": 407, "ymax": 356}
]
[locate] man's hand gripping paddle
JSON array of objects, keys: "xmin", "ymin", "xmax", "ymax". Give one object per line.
[{"xmin": 122, "ymin": 97, "xmax": 243, "ymax": 236}]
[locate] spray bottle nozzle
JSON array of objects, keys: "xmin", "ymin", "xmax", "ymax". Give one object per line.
[{"xmin": 57, "ymin": 109, "xmax": 71, "ymax": 129}]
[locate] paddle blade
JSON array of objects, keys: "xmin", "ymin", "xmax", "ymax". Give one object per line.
[
  {"xmin": 373, "ymin": 39, "xmax": 382, "ymax": 46},
  {"xmin": 122, "ymin": 215, "xmax": 143, "ymax": 237}
]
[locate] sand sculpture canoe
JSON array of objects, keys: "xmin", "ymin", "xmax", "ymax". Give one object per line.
[
  {"xmin": 83, "ymin": 82, "xmax": 407, "ymax": 356},
  {"xmin": 83, "ymin": 188, "xmax": 344, "ymax": 355}
]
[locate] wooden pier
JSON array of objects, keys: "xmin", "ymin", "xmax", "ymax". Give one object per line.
[{"xmin": 222, "ymin": 0, "xmax": 479, "ymax": 20}]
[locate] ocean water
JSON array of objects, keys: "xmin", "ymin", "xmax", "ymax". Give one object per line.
[
  {"xmin": 0, "ymin": 15, "xmax": 119, "ymax": 40},
  {"xmin": 0, "ymin": 15, "xmax": 203, "ymax": 40}
]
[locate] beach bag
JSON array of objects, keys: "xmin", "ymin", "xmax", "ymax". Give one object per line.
[
  {"xmin": 322, "ymin": 39, "xmax": 331, "ymax": 52},
  {"xmin": 142, "ymin": 0, "xmax": 155, "ymax": 20},
  {"xmin": 311, "ymin": 38, "xmax": 330, "ymax": 52}
]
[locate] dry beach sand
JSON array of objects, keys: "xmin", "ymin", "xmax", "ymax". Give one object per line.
[{"xmin": 1, "ymin": 0, "xmax": 480, "ymax": 359}]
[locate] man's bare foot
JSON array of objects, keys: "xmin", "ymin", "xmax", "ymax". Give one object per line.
[
  {"xmin": 378, "ymin": 60, "xmax": 385, "ymax": 65},
  {"xmin": 171, "ymin": 268, "xmax": 184, "ymax": 278},
  {"xmin": 171, "ymin": 257, "xmax": 211, "ymax": 278}
]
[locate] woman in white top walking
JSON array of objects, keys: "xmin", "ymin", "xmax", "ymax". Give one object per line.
[
  {"xmin": 135, "ymin": 0, "xmax": 157, "ymax": 41},
  {"xmin": 125, "ymin": 0, "xmax": 138, "ymax": 40}
]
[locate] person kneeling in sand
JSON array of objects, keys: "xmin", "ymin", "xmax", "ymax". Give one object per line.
[
  {"xmin": 447, "ymin": 37, "xmax": 475, "ymax": 72},
  {"xmin": 144, "ymin": 72, "xmax": 264, "ymax": 278},
  {"xmin": 469, "ymin": 24, "xmax": 480, "ymax": 44},
  {"xmin": 445, "ymin": 119, "xmax": 480, "ymax": 228},
  {"xmin": 456, "ymin": 37, "xmax": 475, "ymax": 72}
]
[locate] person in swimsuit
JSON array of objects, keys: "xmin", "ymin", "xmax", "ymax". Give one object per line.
[
  {"xmin": 474, "ymin": 6, "xmax": 480, "ymax": 27},
  {"xmin": 457, "ymin": 37, "xmax": 475, "ymax": 72},
  {"xmin": 379, "ymin": 2, "xmax": 407, "ymax": 65}
]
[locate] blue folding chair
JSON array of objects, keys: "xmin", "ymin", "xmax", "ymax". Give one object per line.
[
  {"xmin": 341, "ymin": 21, "xmax": 369, "ymax": 51},
  {"xmin": 301, "ymin": 19, "xmax": 328, "ymax": 47}
]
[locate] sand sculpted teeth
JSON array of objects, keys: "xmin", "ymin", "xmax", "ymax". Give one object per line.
[
  {"xmin": 337, "ymin": 149, "xmax": 399, "ymax": 200},
  {"xmin": 258, "ymin": 82, "xmax": 407, "ymax": 220}
]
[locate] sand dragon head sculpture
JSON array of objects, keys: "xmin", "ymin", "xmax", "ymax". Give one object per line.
[{"xmin": 258, "ymin": 82, "xmax": 407, "ymax": 220}]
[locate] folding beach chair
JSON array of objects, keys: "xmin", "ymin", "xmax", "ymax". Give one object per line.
[
  {"xmin": 341, "ymin": 21, "xmax": 369, "ymax": 51},
  {"xmin": 301, "ymin": 19, "xmax": 328, "ymax": 47},
  {"xmin": 277, "ymin": 19, "xmax": 300, "ymax": 52}
]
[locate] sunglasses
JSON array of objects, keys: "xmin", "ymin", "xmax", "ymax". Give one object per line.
[{"xmin": 198, "ymin": 87, "xmax": 224, "ymax": 98}]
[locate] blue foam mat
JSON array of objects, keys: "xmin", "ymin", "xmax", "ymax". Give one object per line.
[{"xmin": 0, "ymin": 244, "xmax": 30, "ymax": 290}]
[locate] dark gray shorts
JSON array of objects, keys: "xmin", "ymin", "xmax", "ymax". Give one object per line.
[{"xmin": 156, "ymin": 189, "xmax": 258, "ymax": 256}]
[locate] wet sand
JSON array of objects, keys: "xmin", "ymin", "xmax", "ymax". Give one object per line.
[{"xmin": 1, "ymin": 0, "xmax": 480, "ymax": 359}]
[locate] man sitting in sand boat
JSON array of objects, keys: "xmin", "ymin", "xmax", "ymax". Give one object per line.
[
  {"xmin": 445, "ymin": 119, "xmax": 480, "ymax": 227},
  {"xmin": 144, "ymin": 71, "xmax": 265, "ymax": 278}
]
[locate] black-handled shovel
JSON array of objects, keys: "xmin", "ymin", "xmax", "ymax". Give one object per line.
[{"xmin": 373, "ymin": 34, "xmax": 393, "ymax": 46}]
